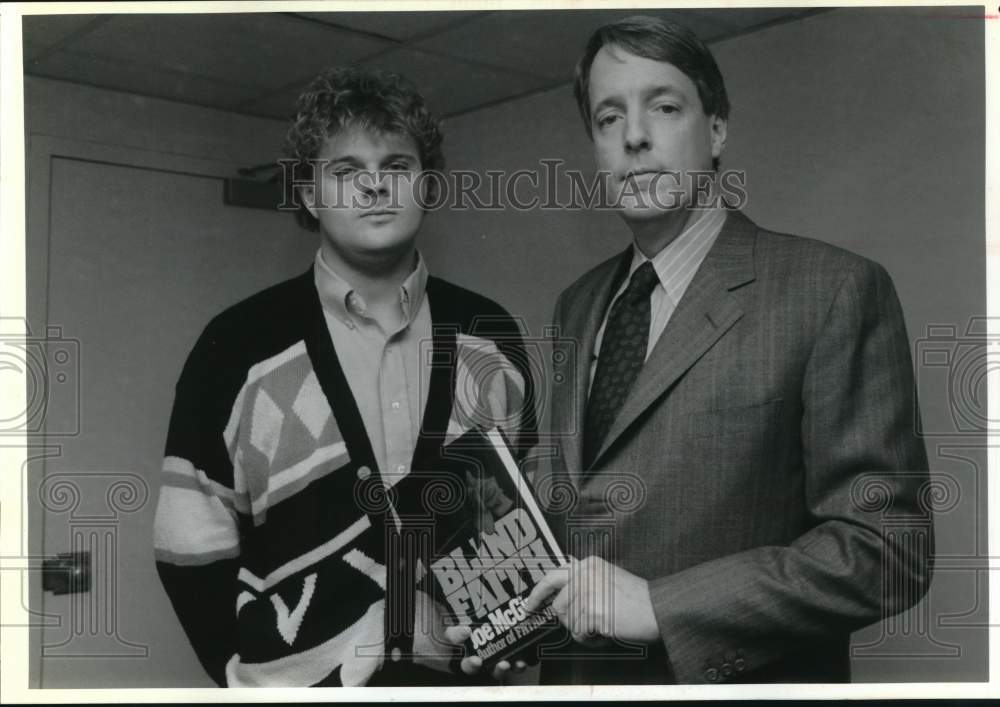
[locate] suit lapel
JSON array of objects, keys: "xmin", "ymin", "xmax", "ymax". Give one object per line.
[
  {"xmin": 589, "ymin": 210, "xmax": 759, "ymax": 468},
  {"xmin": 554, "ymin": 249, "xmax": 631, "ymax": 483}
]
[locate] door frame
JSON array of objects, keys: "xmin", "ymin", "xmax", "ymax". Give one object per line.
[{"xmin": 25, "ymin": 132, "xmax": 251, "ymax": 687}]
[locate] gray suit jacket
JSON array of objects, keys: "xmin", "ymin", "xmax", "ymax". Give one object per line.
[{"xmin": 534, "ymin": 210, "xmax": 932, "ymax": 684}]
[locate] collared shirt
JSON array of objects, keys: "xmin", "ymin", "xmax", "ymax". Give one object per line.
[
  {"xmin": 313, "ymin": 249, "xmax": 432, "ymax": 489},
  {"xmin": 590, "ymin": 206, "xmax": 727, "ymax": 389}
]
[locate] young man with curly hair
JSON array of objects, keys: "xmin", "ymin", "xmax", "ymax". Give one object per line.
[{"xmin": 153, "ymin": 67, "xmax": 535, "ymax": 687}]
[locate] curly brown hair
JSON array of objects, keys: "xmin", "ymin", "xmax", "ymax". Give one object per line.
[{"xmin": 283, "ymin": 66, "xmax": 445, "ymax": 231}]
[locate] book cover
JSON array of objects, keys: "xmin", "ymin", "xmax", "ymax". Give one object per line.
[{"xmin": 416, "ymin": 427, "xmax": 569, "ymax": 666}]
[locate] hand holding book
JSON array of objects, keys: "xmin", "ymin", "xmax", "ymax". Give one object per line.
[
  {"xmin": 419, "ymin": 427, "xmax": 569, "ymax": 672},
  {"xmin": 523, "ymin": 555, "xmax": 661, "ymax": 644},
  {"xmin": 442, "ymin": 624, "xmax": 530, "ymax": 680}
]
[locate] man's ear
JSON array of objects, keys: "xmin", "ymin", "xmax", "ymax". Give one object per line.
[{"xmin": 710, "ymin": 115, "xmax": 728, "ymax": 159}]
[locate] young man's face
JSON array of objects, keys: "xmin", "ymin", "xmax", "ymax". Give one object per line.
[
  {"xmin": 304, "ymin": 125, "xmax": 425, "ymax": 270},
  {"xmin": 587, "ymin": 44, "xmax": 727, "ymax": 222}
]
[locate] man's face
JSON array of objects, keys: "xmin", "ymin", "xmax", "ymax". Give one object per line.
[
  {"xmin": 303, "ymin": 125, "xmax": 424, "ymax": 268},
  {"xmin": 587, "ymin": 45, "xmax": 727, "ymax": 221}
]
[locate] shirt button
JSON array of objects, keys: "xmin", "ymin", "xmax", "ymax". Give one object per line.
[
  {"xmin": 391, "ymin": 401, "xmax": 401, "ymax": 410},
  {"xmin": 396, "ymin": 464, "xmax": 406, "ymax": 473},
  {"xmin": 390, "ymin": 647, "xmax": 402, "ymax": 663},
  {"xmin": 356, "ymin": 466, "xmax": 371, "ymax": 480},
  {"xmin": 704, "ymin": 668, "xmax": 718, "ymax": 682}
]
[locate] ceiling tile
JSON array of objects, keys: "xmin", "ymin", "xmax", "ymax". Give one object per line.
[
  {"xmin": 295, "ymin": 10, "xmax": 486, "ymax": 41},
  {"xmin": 22, "ymin": 9, "xmax": 810, "ymax": 122},
  {"xmin": 64, "ymin": 13, "xmax": 393, "ymax": 93},
  {"xmin": 22, "ymin": 14, "xmax": 103, "ymax": 61},
  {"xmin": 23, "ymin": 40, "xmax": 46, "ymax": 64},
  {"xmin": 687, "ymin": 8, "xmax": 818, "ymax": 40},
  {"xmin": 358, "ymin": 47, "xmax": 550, "ymax": 117},
  {"xmin": 414, "ymin": 9, "xmax": 727, "ymax": 81},
  {"xmin": 28, "ymin": 49, "xmax": 260, "ymax": 110}
]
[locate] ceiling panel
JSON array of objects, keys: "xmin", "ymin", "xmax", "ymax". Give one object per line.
[
  {"xmin": 413, "ymin": 9, "xmax": 730, "ymax": 81},
  {"xmin": 689, "ymin": 7, "xmax": 819, "ymax": 39},
  {"xmin": 22, "ymin": 10, "xmax": 815, "ymax": 122},
  {"xmin": 359, "ymin": 47, "xmax": 552, "ymax": 117},
  {"xmin": 22, "ymin": 14, "xmax": 103, "ymax": 61},
  {"xmin": 295, "ymin": 10, "xmax": 487, "ymax": 41},
  {"xmin": 64, "ymin": 13, "xmax": 393, "ymax": 93},
  {"xmin": 29, "ymin": 49, "xmax": 261, "ymax": 110},
  {"xmin": 23, "ymin": 41, "xmax": 46, "ymax": 65}
]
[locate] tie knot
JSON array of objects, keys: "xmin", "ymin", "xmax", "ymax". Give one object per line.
[{"xmin": 625, "ymin": 261, "xmax": 659, "ymax": 299}]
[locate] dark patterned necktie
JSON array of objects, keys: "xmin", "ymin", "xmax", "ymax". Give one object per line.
[{"xmin": 583, "ymin": 261, "xmax": 659, "ymax": 468}]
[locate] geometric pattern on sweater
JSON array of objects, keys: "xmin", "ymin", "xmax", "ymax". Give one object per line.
[
  {"xmin": 154, "ymin": 270, "xmax": 537, "ymax": 687},
  {"xmin": 226, "ymin": 601, "xmax": 385, "ymax": 687},
  {"xmin": 225, "ymin": 341, "xmax": 348, "ymax": 526},
  {"xmin": 229, "ymin": 512, "xmax": 387, "ymax": 685},
  {"xmin": 225, "ymin": 519, "xmax": 387, "ymax": 686}
]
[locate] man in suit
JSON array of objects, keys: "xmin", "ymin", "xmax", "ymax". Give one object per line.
[{"xmin": 521, "ymin": 15, "xmax": 933, "ymax": 684}]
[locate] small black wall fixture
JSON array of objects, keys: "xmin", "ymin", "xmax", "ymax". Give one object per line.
[
  {"xmin": 42, "ymin": 551, "xmax": 91, "ymax": 595},
  {"xmin": 224, "ymin": 162, "xmax": 285, "ymax": 210}
]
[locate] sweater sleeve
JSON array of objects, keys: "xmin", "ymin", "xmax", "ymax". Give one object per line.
[{"xmin": 153, "ymin": 322, "xmax": 248, "ymax": 686}]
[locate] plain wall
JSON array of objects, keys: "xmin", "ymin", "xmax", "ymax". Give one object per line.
[{"xmin": 25, "ymin": 5, "xmax": 986, "ymax": 687}]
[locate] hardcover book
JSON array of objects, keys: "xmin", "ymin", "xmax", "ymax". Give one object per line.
[{"xmin": 414, "ymin": 427, "xmax": 569, "ymax": 666}]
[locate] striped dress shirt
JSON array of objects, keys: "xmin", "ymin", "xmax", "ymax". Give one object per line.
[{"xmin": 590, "ymin": 207, "xmax": 728, "ymax": 388}]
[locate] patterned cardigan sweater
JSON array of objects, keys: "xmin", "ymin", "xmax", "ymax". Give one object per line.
[{"xmin": 153, "ymin": 269, "xmax": 536, "ymax": 687}]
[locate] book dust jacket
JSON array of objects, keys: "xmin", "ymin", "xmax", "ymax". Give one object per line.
[{"xmin": 410, "ymin": 427, "xmax": 569, "ymax": 666}]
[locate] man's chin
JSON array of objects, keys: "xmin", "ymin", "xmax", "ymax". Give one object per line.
[
  {"xmin": 356, "ymin": 221, "xmax": 421, "ymax": 253},
  {"xmin": 358, "ymin": 239, "xmax": 417, "ymax": 263}
]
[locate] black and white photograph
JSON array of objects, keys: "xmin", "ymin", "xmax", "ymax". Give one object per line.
[{"xmin": 0, "ymin": 0, "xmax": 994, "ymax": 699}]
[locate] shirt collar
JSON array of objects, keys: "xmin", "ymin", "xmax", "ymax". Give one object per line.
[
  {"xmin": 313, "ymin": 249, "xmax": 428, "ymax": 327},
  {"xmin": 628, "ymin": 205, "xmax": 728, "ymax": 305}
]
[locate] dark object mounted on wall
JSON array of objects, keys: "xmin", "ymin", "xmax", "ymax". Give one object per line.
[
  {"xmin": 223, "ymin": 161, "xmax": 285, "ymax": 210},
  {"xmin": 42, "ymin": 551, "xmax": 91, "ymax": 595}
]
